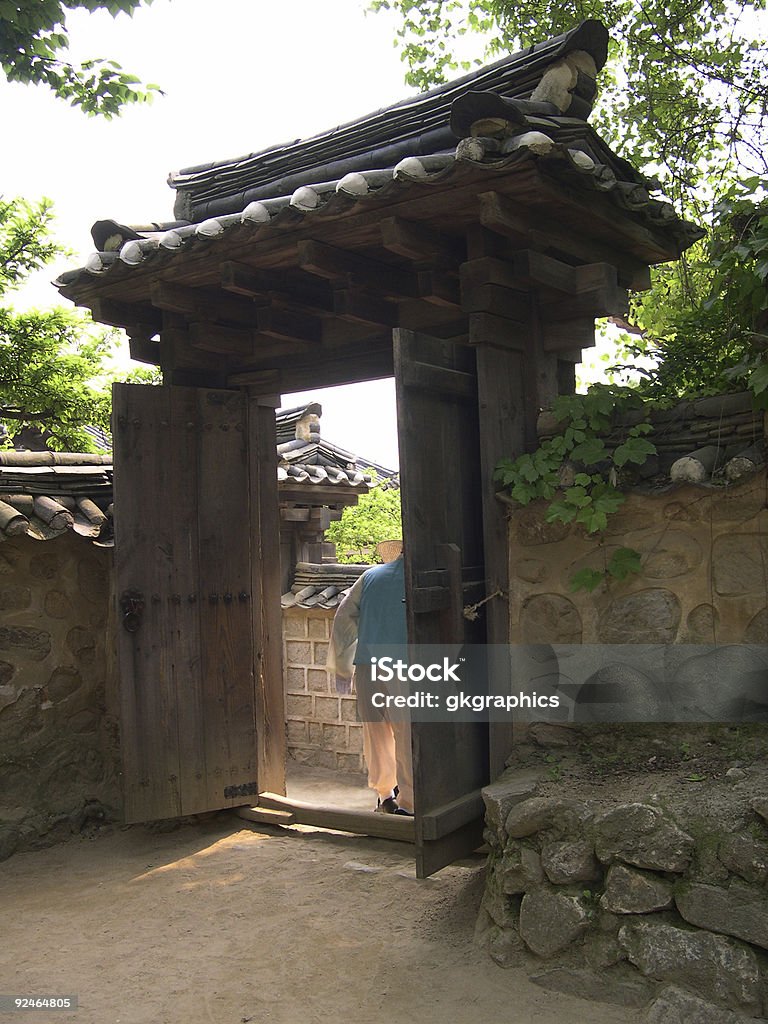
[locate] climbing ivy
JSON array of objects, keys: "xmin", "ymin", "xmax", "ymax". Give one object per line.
[{"xmin": 493, "ymin": 384, "xmax": 657, "ymax": 590}]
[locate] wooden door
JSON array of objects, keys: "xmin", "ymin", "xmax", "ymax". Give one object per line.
[
  {"xmin": 394, "ymin": 329, "xmax": 489, "ymax": 877},
  {"xmin": 112, "ymin": 383, "xmax": 284, "ymax": 823}
]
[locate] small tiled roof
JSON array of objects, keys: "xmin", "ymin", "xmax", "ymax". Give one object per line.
[{"xmin": 281, "ymin": 562, "xmax": 367, "ymax": 609}]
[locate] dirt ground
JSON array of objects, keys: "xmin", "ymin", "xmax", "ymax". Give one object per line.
[{"xmin": 0, "ymin": 808, "xmax": 642, "ymax": 1024}]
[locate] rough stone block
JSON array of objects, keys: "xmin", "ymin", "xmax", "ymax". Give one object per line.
[
  {"xmin": 322, "ymin": 723, "xmax": 347, "ymax": 751},
  {"xmin": 519, "ymin": 889, "xmax": 589, "ymax": 957},
  {"xmin": 340, "ymin": 697, "xmax": 359, "ymax": 723},
  {"xmin": 286, "ymin": 667, "xmax": 306, "ymax": 692},
  {"xmin": 336, "ymin": 752, "xmax": 364, "ymax": 773},
  {"xmin": 644, "ymin": 985, "xmax": 761, "ymax": 1024},
  {"xmin": 29, "ymin": 552, "xmax": 60, "ymax": 580},
  {"xmin": 618, "ymin": 919, "xmax": 761, "ymax": 1012},
  {"xmin": 676, "ymin": 879, "xmax": 768, "ymax": 950},
  {"xmin": 488, "ymin": 925, "xmax": 525, "ymax": 967},
  {"xmin": 285, "ymin": 641, "xmax": 311, "ymax": 664},
  {"xmin": 530, "ymin": 966, "xmax": 654, "ymax": 1008},
  {"xmin": 286, "ymin": 694, "xmax": 313, "ymax": 719},
  {"xmin": 286, "ymin": 720, "xmax": 307, "ymax": 745},
  {"xmin": 480, "ymin": 863, "xmax": 520, "ymax": 930},
  {"xmin": 500, "ymin": 842, "xmax": 544, "ymax": 894},
  {"xmin": 308, "ymin": 722, "xmax": 323, "ymax": 746},
  {"xmin": 593, "ymin": 803, "xmax": 694, "ymax": 872},
  {"xmin": 541, "ymin": 840, "xmax": 602, "ymax": 885},
  {"xmin": 0, "ymin": 626, "xmax": 51, "ymax": 661},
  {"xmin": 308, "ymin": 617, "xmax": 328, "ymax": 639},
  {"xmin": 598, "ymin": 589, "xmax": 681, "ymax": 644},
  {"xmin": 314, "ymin": 695, "xmax": 340, "ymax": 723},
  {"xmin": 600, "ymin": 863, "xmax": 674, "ymax": 914},
  {"xmin": 313, "ymin": 641, "xmax": 329, "ymax": 666},
  {"xmin": 481, "ymin": 769, "xmax": 543, "ymax": 838},
  {"xmin": 347, "ymin": 726, "xmax": 363, "ymax": 753},
  {"xmin": 505, "ymin": 797, "xmax": 589, "ymax": 840},
  {"xmin": 719, "ymin": 834, "xmax": 768, "ymax": 885},
  {"xmin": 283, "ymin": 615, "xmax": 307, "ymax": 638},
  {"xmin": 519, "ymin": 594, "xmax": 583, "ymax": 643},
  {"xmin": 0, "ymin": 585, "xmax": 31, "ymax": 611},
  {"xmin": 43, "ymin": 590, "xmax": 71, "ymax": 619},
  {"xmin": 515, "ymin": 508, "xmax": 571, "ymax": 546},
  {"xmin": 307, "ymin": 669, "xmax": 330, "ymax": 693}
]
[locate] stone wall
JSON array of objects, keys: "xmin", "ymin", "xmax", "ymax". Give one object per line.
[
  {"xmin": 483, "ymin": 469, "xmax": 768, "ymax": 1020},
  {"xmin": 0, "ymin": 534, "xmax": 120, "ymax": 860},
  {"xmin": 509, "ymin": 470, "xmax": 768, "ymax": 649},
  {"xmin": 480, "ymin": 770, "xmax": 768, "ymax": 1021},
  {"xmin": 283, "ymin": 607, "xmax": 364, "ymax": 772}
]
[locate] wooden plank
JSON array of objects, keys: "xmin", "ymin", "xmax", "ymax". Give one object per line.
[
  {"xmin": 469, "ymin": 312, "xmax": 527, "ymax": 350},
  {"xmin": 420, "ymin": 788, "xmax": 485, "ymax": 841},
  {"xmin": 235, "ymin": 805, "xmax": 296, "ymax": 825},
  {"xmin": 113, "ymin": 384, "xmax": 181, "ymax": 822},
  {"xmin": 151, "ymin": 280, "xmax": 261, "ymax": 324},
  {"xmin": 461, "ymin": 282, "xmax": 530, "ymax": 321},
  {"xmin": 333, "ymin": 289, "xmax": 400, "ymax": 328},
  {"xmin": 167, "ymin": 386, "xmax": 209, "ymax": 816},
  {"xmin": 196, "ymin": 388, "xmax": 261, "ymax": 809},
  {"xmin": 128, "ymin": 335, "xmax": 161, "ymax": 365},
  {"xmin": 189, "ymin": 322, "xmax": 254, "ymax": 357},
  {"xmin": 249, "ymin": 395, "xmax": 286, "ymax": 797},
  {"xmin": 381, "ymin": 216, "xmax": 464, "ymax": 263},
  {"xmin": 394, "ymin": 329, "xmax": 489, "ymax": 877},
  {"xmin": 256, "ymin": 307, "xmax": 322, "ymax": 343},
  {"xmin": 400, "ymin": 360, "xmax": 476, "ymax": 400},
  {"xmin": 298, "ymin": 239, "xmax": 419, "ymax": 298},
  {"xmin": 220, "ymin": 261, "xmax": 285, "ymax": 296},
  {"xmin": 90, "ymin": 298, "xmax": 161, "ymax": 332},
  {"xmin": 541, "ymin": 318, "xmax": 597, "ymax": 353},
  {"xmin": 256, "ymin": 793, "xmax": 415, "ymax": 843},
  {"xmin": 416, "ymin": 817, "xmax": 486, "ymax": 877}
]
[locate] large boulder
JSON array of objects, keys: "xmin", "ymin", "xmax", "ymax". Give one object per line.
[
  {"xmin": 593, "ymin": 803, "xmax": 694, "ymax": 872},
  {"xmin": 518, "ymin": 888, "xmax": 589, "ymax": 957},
  {"xmin": 676, "ymin": 879, "xmax": 768, "ymax": 950},
  {"xmin": 601, "ymin": 864, "xmax": 674, "ymax": 914}
]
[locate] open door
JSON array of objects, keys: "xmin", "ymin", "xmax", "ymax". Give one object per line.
[
  {"xmin": 112, "ymin": 383, "xmax": 284, "ymax": 823},
  {"xmin": 394, "ymin": 330, "xmax": 489, "ymax": 877}
]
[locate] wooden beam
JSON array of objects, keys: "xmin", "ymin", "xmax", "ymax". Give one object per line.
[
  {"xmin": 541, "ymin": 318, "xmax": 596, "ymax": 352},
  {"xmin": 400, "ymin": 360, "xmax": 477, "ymax": 401},
  {"xmin": 298, "ymin": 239, "xmax": 419, "ymax": 298},
  {"xmin": 461, "ymin": 282, "xmax": 530, "ymax": 322},
  {"xmin": 188, "ymin": 322, "xmax": 255, "ymax": 356},
  {"xmin": 469, "ymin": 312, "xmax": 527, "ymax": 350},
  {"xmin": 333, "ymin": 289, "xmax": 400, "ymax": 328},
  {"xmin": 151, "ymin": 281, "xmax": 261, "ymax": 325},
  {"xmin": 128, "ymin": 335, "xmax": 161, "ymax": 365},
  {"xmin": 418, "ymin": 270, "xmax": 462, "ymax": 308},
  {"xmin": 255, "ymin": 307, "xmax": 322, "ymax": 343},
  {"xmin": 380, "ymin": 216, "xmax": 463, "ymax": 263},
  {"xmin": 89, "ymin": 298, "xmax": 161, "ymax": 332},
  {"xmin": 252, "ymin": 792, "xmax": 415, "ymax": 843},
  {"xmin": 227, "ymin": 369, "xmax": 281, "ymax": 391},
  {"xmin": 220, "ymin": 260, "xmax": 285, "ymax": 296}
]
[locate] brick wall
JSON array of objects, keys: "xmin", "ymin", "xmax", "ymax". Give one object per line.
[{"xmin": 282, "ymin": 608, "xmax": 365, "ymax": 772}]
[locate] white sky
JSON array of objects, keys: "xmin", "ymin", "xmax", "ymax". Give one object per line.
[{"xmin": 1, "ymin": 0, "xmax": 619, "ymax": 468}]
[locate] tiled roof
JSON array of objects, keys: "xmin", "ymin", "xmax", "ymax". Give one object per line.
[
  {"xmin": 54, "ymin": 21, "xmax": 700, "ymax": 299},
  {"xmin": 169, "ymin": 21, "xmax": 610, "ymax": 222},
  {"xmin": 281, "ymin": 562, "xmax": 366, "ymax": 609},
  {"xmin": 0, "ymin": 402, "xmax": 395, "ymax": 544}
]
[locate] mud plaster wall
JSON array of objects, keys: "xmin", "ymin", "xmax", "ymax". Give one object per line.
[
  {"xmin": 508, "ymin": 470, "xmax": 768, "ymax": 652},
  {"xmin": 283, "ymin": 608, "xmax": 365, "ymax": 773},
  {"xmin": 0, "ymin": 535, "xmax": 120, "ymax": 860}
]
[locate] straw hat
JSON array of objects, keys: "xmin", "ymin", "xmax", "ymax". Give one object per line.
[{"xmin": 376, "ymin": 539, "xmax": 403, "ymax": 563}]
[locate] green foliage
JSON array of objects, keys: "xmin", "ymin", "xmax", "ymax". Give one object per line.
[
  {"xmin": 369, "ymin": 0, "xmax": 768, "ymax": 207},
  {"xmin": 615, "ymin": 177, "xmax": 768, "ymax": 399},
  {"xmin": 325, "ymin": 475, "xmax": 402, "ymax": 564},
  {"xmin": 494, "ymin": 385, "xmax": 656, "ymax": 588},
  {"xmin": 1, "ymin": 0, "xmax": 161, "ymax": 115},
  {"xmin": 0, "ymin": 197, "xmax": 123, "ymax": 451}
]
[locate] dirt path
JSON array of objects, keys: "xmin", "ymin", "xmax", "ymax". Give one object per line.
[{"xmin": 1, "ymin": 816, "xmax": 640, "ymax": 1024}]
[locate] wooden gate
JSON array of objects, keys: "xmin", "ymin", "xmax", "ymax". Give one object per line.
[
  {"xmin": 394, "ymin": 329, "xmax": 489, "ymax": 877},
  {"xmin": 112, "ymin": 383, "xmax": 284, "ymax": 822}
]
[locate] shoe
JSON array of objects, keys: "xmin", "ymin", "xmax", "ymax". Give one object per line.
[
  {"xmin": 394, "ymin": 807, "xmax": 414, "ymax": 816},
  {"xmin": 376, "ymin": 796, "xmax": 399, "ymax": 814}
]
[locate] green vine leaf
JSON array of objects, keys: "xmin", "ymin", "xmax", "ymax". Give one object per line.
[
  {"xmin": 569, "ymin": 568, "xmax": 605, "ymax": 593},
  {"xmin": 607, "ymin": 547, "xmax": 643, "ymax": 580}
]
